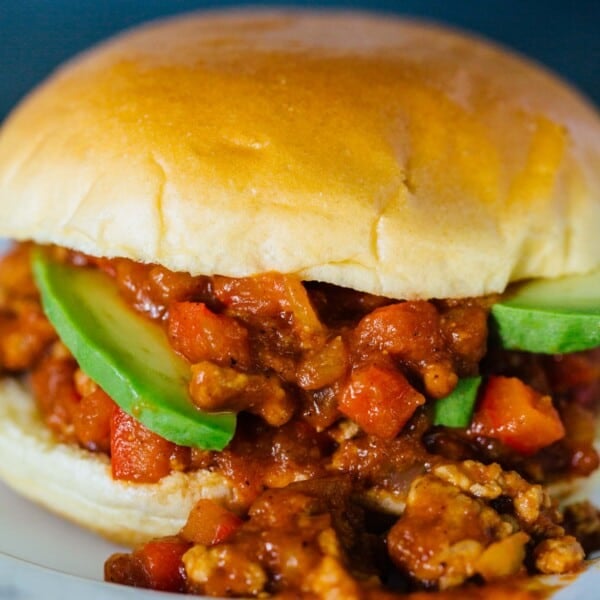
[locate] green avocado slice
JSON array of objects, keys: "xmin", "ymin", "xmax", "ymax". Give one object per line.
[
  {"xmin": 491, "ymin": 270, "xmax": 600, "ymax": 354},
  {"xmin": 435, "ymin": 271, "xmax": 600, "ymax": 428},
  {"xmin": 32, "ymin": 249, "xmax": 236, "ymax": 450},
  {"xmin": 433, "ymin": 376, "xmax": 482, "ymax": 428}
]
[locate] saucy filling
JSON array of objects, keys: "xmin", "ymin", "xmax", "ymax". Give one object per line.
[{"xmin": 1, "ymin": 243, "xmax": 599, "ymax": 597}]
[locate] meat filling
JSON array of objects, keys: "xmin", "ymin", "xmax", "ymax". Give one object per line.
[{"xmin": 1, "ymin": 243, "xmax": 598, "ymax": 597}]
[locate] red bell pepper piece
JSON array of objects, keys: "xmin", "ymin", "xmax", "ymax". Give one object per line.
[
  {"xmin": 470, "ymin": 376, "xmax": 565, "ymax": 455},
  {"xmin": 339, "ymin": 364, "xmax": 425, "ymax": 439}
]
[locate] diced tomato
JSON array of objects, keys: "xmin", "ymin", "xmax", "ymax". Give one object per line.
[
  {"xmin": 110, "ymin": 407, "xmax": 190, "ymax": 482},
  {"xmin": 470, "ymin": 376, "xmax": 565, "ymax": 455},
  {"xmin": 168, "ymin": 302, "xmax": 250, "ymax": 368},
  {"xmin": 338, "ymin": 365, "xmax": 425, "ymax": 439},
  {"xmin": 181, "ymin": 499, "xmax": 243, "ymax": 545},
  {"xmin": 137, "ymin": 537, "xmax": 192, "ymax": 592}
]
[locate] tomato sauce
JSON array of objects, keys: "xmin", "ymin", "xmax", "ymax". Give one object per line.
[{"xmin": 1, "ymin": 244, "xmax": 599, "ymax": 597}]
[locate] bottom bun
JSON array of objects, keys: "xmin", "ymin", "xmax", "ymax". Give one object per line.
[{"xmin": 0, "ymin": 377, "xmax": 234, "ymax": 547}]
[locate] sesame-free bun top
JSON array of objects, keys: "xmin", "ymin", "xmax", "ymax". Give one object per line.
[{"xmin": 0, "ymin": 10, "xmax": 599, "ymax": 300}]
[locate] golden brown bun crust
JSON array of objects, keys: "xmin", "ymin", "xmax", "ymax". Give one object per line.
[
  {"xmin": 0, "ymin": 10, "xmax": 599, "ymax": 299},
  {"xmin": 0, "ymin": 378, "xmax": 234, "ymax": 546}
]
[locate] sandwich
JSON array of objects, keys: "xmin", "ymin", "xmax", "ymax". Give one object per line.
[{"xmin": 0, "ymin": 9, "xmax": 599, "ymax": 597}]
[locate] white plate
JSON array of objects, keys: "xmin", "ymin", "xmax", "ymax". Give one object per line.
[
  {"xmin": 0, "ymin": 480, "xmax": 187, "ymax": 599},
  {"xmin": 0, "ymin": 235, "xmax": 599, "ymax": 598}
]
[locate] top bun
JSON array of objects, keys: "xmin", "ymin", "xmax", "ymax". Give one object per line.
[{"xmin": 0, "ymin": 10, "xmax": 598, "ymax": 300}]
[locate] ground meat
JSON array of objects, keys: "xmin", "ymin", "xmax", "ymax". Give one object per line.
[
  {"xmin": 563, "ymin": 501, "xmax": 600, "ymax": 554},
  {"xmin": 430, "ymin": 461, "xmax": 563, "ymax": 537},
  {"xmin": 0, "ymin": 299, "xmax": 56, "ymax": 371},
  {"xmin": 95, "ymin": 255, "xmax": 214, "ymax": 320},
  {"xmin": 189, "ymin": 361, "xmax": 294, "ymax": 426},
  {"xmin": 533, "ymin": 536, "xmax": 584, "ymax": 574},
  {"xmin": 108, "ymin": 477, "xmax": 383, "ymax": 598},
  {"xmin": 424, "ymin": 350, "xmax": 600, "ymax": 483},
  {"xmin": 107, "ymin": 462, "xmax": 578, "ymax": 597},
  {"xmin": 352, "ymin": 302, "xmax": 459, "ymax": 399},
  {"xmin": 31, "ymin": 342, "xmax": 81, "ymax": 443},
  {"xmin": 183, "ymin": 480, "xmax": 371, "ymax": 598},
  {"xmin": 331, "ymin": 410, "xmax": 435, "ymax": 508},
  {"xmin": 387, "ymin": 460, "xmax": 583, "ymax": 589},
  {"xmin": 210, "ymin": 415, "xmax": 334, "ymax": 509},
  {"xmin": 388, "ymin": 473, "xmax": 521, "ymax": 588},
  {"xmin": 81, "ymin": 248, "xmax": 491, "ymax": 432},
  {"xmin": 2, "ymin": 243, "xmax": 599, "ymax": 597},
  {"xmin": 0, "ymin": 245, "xmax": 56, "ymax": 372},
  {"xmin": 437, "ymin": 299, "xmax": 491, "ymax": 377},
  {"xmin": 19, "ymin": 245, "xmax": 495, "ymax": 483}
]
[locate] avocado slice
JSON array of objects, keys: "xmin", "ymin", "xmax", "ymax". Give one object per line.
[
  {"xmin": 32, "ymin": 249, "xmax": 236, "ymax": 450},
  {"xmin": 435, "ymin": 271, "xmax": 600, "ymax": 427},
  {"xmin": 433, "ymin": 376, "xmax": 482, "ymax": 428},
  {"xmin": 491, "ymin": 270, "xmax": 600, "ymax": 354}
]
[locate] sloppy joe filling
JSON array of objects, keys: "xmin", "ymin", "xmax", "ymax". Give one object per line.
[{"xmin": 1, "ymin": 243, "xmax": 599, "ymax": 597}]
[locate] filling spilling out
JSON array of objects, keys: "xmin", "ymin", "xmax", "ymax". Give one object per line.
[{"xmin": 1, "ymin": 243, "xmax": 600, "ymax": 598}]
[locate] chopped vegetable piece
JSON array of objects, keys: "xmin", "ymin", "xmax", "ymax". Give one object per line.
[
  {"xmin": 491, "ymin": 270, "xmax": 600, "ymax": 353},
  {"xmin": 433, "ymin": 376, "xmax": 482, "ymax": 428},
  {"xmin": 31, "ymin": 249, "xmax": 236, "ymax": 449},
  {"xmin": 353, "ymin": 301, "xmax": 456, "ymax": 398},
  {"xmin": 168, "ymin": 302, "xmax": 251, "ymax": 368},
  {"xmin": 354, "ymin": 301, "xmax": 444, "ymax": 362},
  {"xmin": 181, "ymin": 499, "xmax": 243, "ymax": 545},
  {"xmin": 111, "ymin": 407, "xmax": 190, "ymax": 482},
  {"xmin": 138, "ymin": 537, "xmax": 192, "ymax": 591},
  {"xmin": 470, "ymin": 376, "xmax": 565, "ymax": 455},
  {"xmin": 339, "ymin": 364, "xmax": 425, "ymax": 439}
]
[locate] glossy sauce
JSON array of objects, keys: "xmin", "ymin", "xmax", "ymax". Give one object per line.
[{"xmin": 1, "ymin": 244, "xmax": 599, "ymax": 597}]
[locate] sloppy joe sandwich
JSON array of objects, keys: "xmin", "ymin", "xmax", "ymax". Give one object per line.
[{"xmin": 0, "ymin": 9, "xmax": 599, "ymax": 597}]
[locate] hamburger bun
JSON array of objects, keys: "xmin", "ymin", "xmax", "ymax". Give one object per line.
[
  {"xmin": 0, "ymin": 10, "xmax": 599, "ymax": 549},
  {"xmin": 0, "ymin": 377, "xmax": 233, "ymax": 546},
  {"xmin": 0, "ymin": 10, "xmax": 599, "ymax": 301}
]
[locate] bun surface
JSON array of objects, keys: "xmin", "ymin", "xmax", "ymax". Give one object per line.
[
  {"xmin": 0, "ymin": 10, "xmax": 599, "ymax": 299},
  {"xmin": 0, "ymin": 379, "xmax": 233, "ymax": 546}
]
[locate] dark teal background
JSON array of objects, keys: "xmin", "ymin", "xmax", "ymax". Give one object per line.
[{"xmin": 1, "ymin": 1, "xmax": 599, "ymax": 121}]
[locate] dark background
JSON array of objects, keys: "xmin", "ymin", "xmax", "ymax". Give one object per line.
[{"xmin": 1, "ymin": 0, "xmax": 599, "ymax": 122}]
